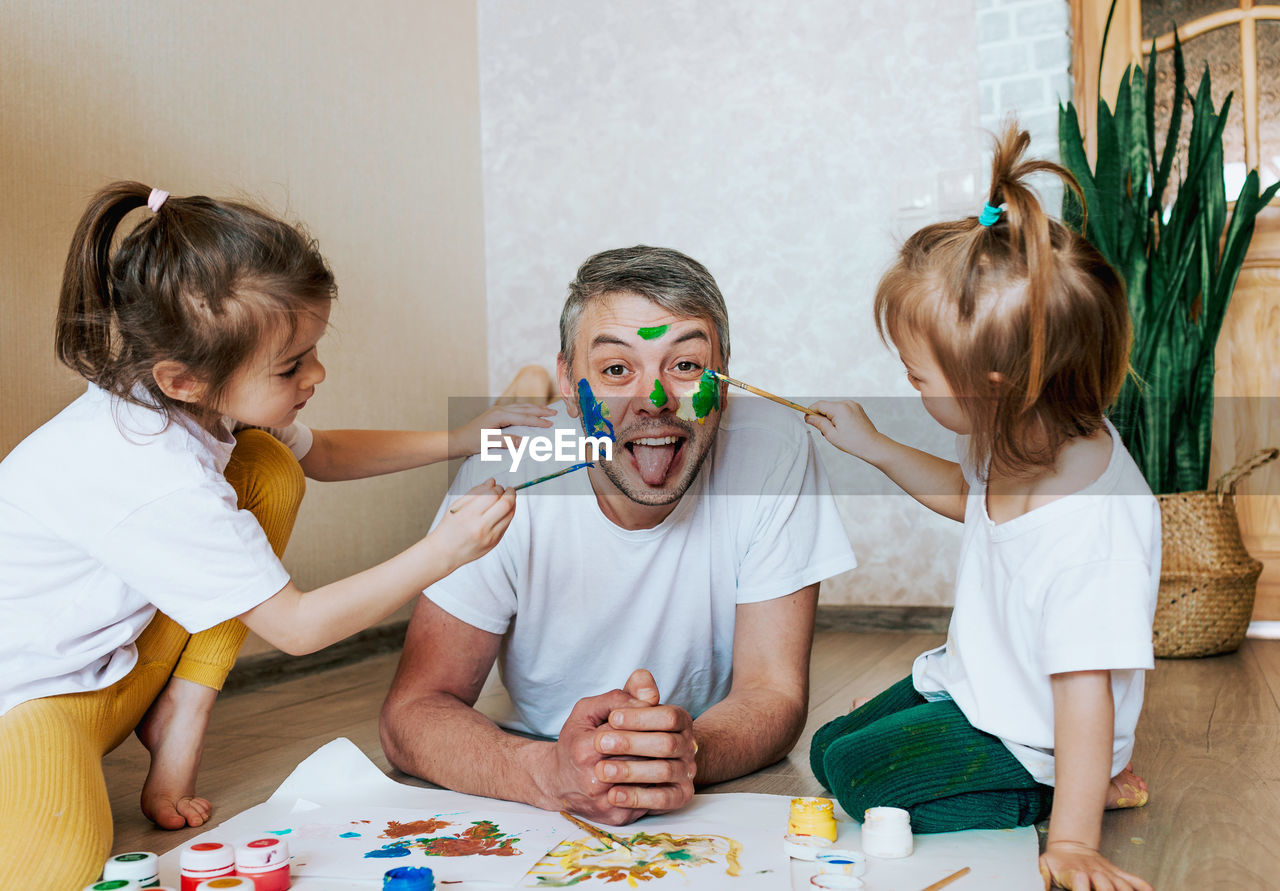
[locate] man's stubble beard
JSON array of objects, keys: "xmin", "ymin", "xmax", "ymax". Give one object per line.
[{"xmin": 599, "ymin": 415, "xmax": 720, "ymax": 506}]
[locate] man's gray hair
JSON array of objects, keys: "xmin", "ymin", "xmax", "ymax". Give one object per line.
[{"xmin": 559, "ymin": 246, "xmax": 731, "ymax": 371}]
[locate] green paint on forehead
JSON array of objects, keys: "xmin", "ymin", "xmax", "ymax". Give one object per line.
[
  {"xmin": 636, "ymin": 325, "xmax": 670, "ymax": 340},
  {"xmin": 649, "ymin": 378, "xmax": 668, "ymax": 408}
]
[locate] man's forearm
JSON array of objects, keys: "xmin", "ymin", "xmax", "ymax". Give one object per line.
[
  {"xmin": 380, "ymin": 692, "xmax": 555, "ymax": 810},
  {"xmin": 690, "ymin": 686, "xmax": 807, "ymax": 785}
]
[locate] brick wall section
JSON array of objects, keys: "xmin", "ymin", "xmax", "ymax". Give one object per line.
[{"xmin": 976, "ymin": 0, "xmax": 1072, "ymax": 201}]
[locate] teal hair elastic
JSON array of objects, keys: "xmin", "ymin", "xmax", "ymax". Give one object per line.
[{"xmin": 978, "ymin": 203, "xmax": 1004, "ymax": 226}]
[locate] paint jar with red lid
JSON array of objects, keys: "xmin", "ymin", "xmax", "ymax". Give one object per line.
[
  {"xmin": 194, "ymin": 879, "xmax": 254, "ymax": 890},
  {"xmin": 234, "ymin": 837, "xmax": 290, "ymax": 890},
  {"xmin": 180, "ymin": 842, "xmax": 235, "ymax": 891}
]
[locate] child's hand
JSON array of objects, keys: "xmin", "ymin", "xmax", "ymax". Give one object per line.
[
  {"xmin": 1039, "ymin": 841, "xmax": 1152, "ymax": 891},
  {"xmin": 805, "ymin": 400, "xmax": 885, "ymax": 461},
  {"xmin": 449, "ymin": 403, "xmax": 555, "ymax": 459},
  {"xmin": 431, "ymin": 479, "xmax": 517, "ymax": 569}
]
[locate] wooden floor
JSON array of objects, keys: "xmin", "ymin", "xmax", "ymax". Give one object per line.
[{"xmin": 105, "ymin": 631, "xmax": 1280, "ymax": 889}]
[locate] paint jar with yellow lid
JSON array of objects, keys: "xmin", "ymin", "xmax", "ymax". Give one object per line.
[{"xmin": 787, "ymin": 797, "xmax": 838, "ymax": 842}]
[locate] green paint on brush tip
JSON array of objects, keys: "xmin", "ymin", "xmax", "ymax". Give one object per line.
[
  {"xmin": 636, "ymin": 324, "xmax": 669, "ymax": 340},
  {"xmin": 649, "ymin": 378, "xmax": 668, "ymax": 407}
]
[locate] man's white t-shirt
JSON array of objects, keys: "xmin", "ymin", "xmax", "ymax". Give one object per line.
[
  {"xmin": 0, "ymin": 384, "xmax": 311, "ymax": 716},
  {"xmin": 425, "ymin": 395, "xmax": 858, "ymax": 739},
  {"xmin": 912, "ymin": 420, "xmax": 1161, "ymax": 785}
]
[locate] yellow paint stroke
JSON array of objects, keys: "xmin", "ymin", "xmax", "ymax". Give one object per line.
[{"xmin": 526, "ymin": 830, "xmax": 743, "ymax": 886}]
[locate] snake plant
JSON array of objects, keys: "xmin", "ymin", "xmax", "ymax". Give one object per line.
[{"xmin": 1058, "ymin": 22, "xmax": 1280, "ymax": 494}]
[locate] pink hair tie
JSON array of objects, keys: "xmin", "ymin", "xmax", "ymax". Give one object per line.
[{"xmin": 147, "ymin": 188, "xmax": 169, "ymax": 213}]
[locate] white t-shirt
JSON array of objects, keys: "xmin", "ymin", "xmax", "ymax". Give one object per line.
[
  {"xmin": 912, "ymin": 420, "xmax": 1161, "ymax": 785},
  {"xmin": 0, "ymin": 384, "xmax": 312, "ymax": 716},
  {"xmin": 425, "ymin": 395, "xmax": 858, "ymax": 739}
]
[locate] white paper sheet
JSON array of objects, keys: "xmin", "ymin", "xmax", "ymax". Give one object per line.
[{"xmin": 157, "ymin": 738, "xmax": 1044, "ymax": 889}]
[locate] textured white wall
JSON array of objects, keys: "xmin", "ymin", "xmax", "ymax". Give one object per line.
[{"xmin": 477, "ymin": 0, "xmax": 1000, "ymax": 606}]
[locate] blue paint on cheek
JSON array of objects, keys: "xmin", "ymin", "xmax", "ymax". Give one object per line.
[
  {"xmin": 364, "ymin": 846, "xmax": 412, "ymax": 859},
  {"xmin": 576, "ymin": 379, "xmax": 615, "ymax": 440}
]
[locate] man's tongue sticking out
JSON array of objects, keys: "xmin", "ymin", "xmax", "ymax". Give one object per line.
[{"xmin": 631, "ymin": 440, "xmax": 678, "ymax": 486}]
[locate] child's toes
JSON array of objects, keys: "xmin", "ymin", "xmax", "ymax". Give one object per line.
[{"xmin": 1106, "ymin": 764, "xmax": 1149, "ymax": 809}]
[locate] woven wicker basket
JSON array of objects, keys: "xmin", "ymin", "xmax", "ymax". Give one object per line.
[{"xmin": 1153, "ymin": 448, "xmax": 1279, "ymax": 658}]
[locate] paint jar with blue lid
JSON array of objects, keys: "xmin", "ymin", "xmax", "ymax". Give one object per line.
[
  {"xmin": 103, "ymin": 851, "xmax": 159, "ymax": 887},
  {"xmin": 382, "ymin": 865, "xmax": 435, "ymax": 891},
  {"xmin": 82, "ymin": 880, "xmax": 140, "ymax": 891}
]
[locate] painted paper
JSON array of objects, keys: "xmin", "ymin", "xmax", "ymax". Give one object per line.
[
  {"xmin": 276, "ymin": 804, "xmax": 567, "ymax": 885},
  {"xmin": 522, "ymin": 798, "xmax": 789, "ymax": 889}
]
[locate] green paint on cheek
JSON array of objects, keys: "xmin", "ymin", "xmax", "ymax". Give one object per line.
[
  {"xmin": 691, "ymin": 368, "xmax": 720, "ymax": 420},
  {"xmin": 649, "ymin": 378, "xmax": 667, "ymax": 407},
  {"xmin": 636, "ymin": 325, "xmax": 670, "ymax": 340}
]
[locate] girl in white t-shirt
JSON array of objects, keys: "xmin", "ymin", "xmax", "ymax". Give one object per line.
[
  {"xmin": 807, "ymin": 125, "xmax": 1159, "ymax": 891},
  {"xmin": 0, "ymin": 182, "xmax": 551, "ymax": 887}
]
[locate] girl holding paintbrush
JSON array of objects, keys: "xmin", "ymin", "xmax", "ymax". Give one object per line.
[
  {"xmin": 0, "ymin": 182, "xmax": 551, "ymax": 886},
  {"xmin": 807, "ymin": 124, "xmax": 1158, "ymax": 891}
]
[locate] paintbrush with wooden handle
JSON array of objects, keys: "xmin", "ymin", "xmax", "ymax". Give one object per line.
[
  {"xmin": 706, "ymin": 370, "xmax": 832, "ymax": 419},
  {"xmin": 558, "ymin": 810, "xmax": 633, "ymax": 851}
]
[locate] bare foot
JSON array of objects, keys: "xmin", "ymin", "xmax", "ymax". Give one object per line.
[
  {"xmin": 135, "ymin": 676, "xmax": 219, "ymax": 829},
  {"xmin": 1106, "ymin": 763, "xmax": 1149, "ymax": 809}
]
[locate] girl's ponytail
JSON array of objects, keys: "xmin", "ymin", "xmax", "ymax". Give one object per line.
[
  {"xmin": 55, "ymin": 182, "xmax": 151, "ymax": 382},
  {"xmin": 975, "ymin": 122, "xmax": 1087, "ymax": 410}
]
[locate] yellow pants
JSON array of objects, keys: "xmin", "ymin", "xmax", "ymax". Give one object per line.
[{"xmin": 0, "ymin": 430, "xmax": 305, "ymax": 887}]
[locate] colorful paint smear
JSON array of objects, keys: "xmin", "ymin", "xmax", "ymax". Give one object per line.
[
  {"xmin": 636, "ymin": 325, "xmax": 669, "ymax": 340},
  {"xmin": 649, "ymin": 378, "xmax": 667, "ymax": 408},
  {"xmin": 576, "ymin": 379, "xmax": 615, "ymax": 440},
  {"xmin": 526, "ymin": 829, "xmax": 743, "ymax": 886},
  {"xmin": 675, "ymin": 369, "xmax": 721, "ymax": 425},
  {"xmin": 382, "ymin": 819, "xmax": 452, "ymax": 839},
  {"xmin": 365, "ymin": 820, "xmax": 523, "ymax": 860}
]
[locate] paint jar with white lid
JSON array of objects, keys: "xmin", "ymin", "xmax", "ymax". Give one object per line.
[
  {"xmin": 234, "ymin": 837, "xmax": 291, "ymax": 891},
  {"xmin": 860, "ymin": 806, "xmax": 913, "ymax": 858},
  {"xmin": 103, "ymin": 851, "xmax": 159, "ymax": 887},
  {"xmin": 180, "ymin": 842, "xmax": 235, "ymax": 891}
]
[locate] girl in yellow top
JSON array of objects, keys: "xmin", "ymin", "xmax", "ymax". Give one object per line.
[{"xmin": 0, "ymin": 182, "xmax": 550, "ymax": 886}]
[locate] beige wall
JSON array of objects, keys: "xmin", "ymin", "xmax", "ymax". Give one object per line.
[{"xmin": 1, "ymin": 1, "xmax": 487, "ymax": 620}]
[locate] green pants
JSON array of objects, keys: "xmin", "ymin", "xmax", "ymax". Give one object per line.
[{"xmin": 810, "ymin": 676, "xmax": 1054, "ymax": 833}]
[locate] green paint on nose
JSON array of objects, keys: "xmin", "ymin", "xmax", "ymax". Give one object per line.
[
  {"xmin": 636, "ymin": 325, "xmax": 669, "ymax": 340},
  {"xmin": 649, "ymin": 378, "xmax": 668, "ymax": 407}
]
